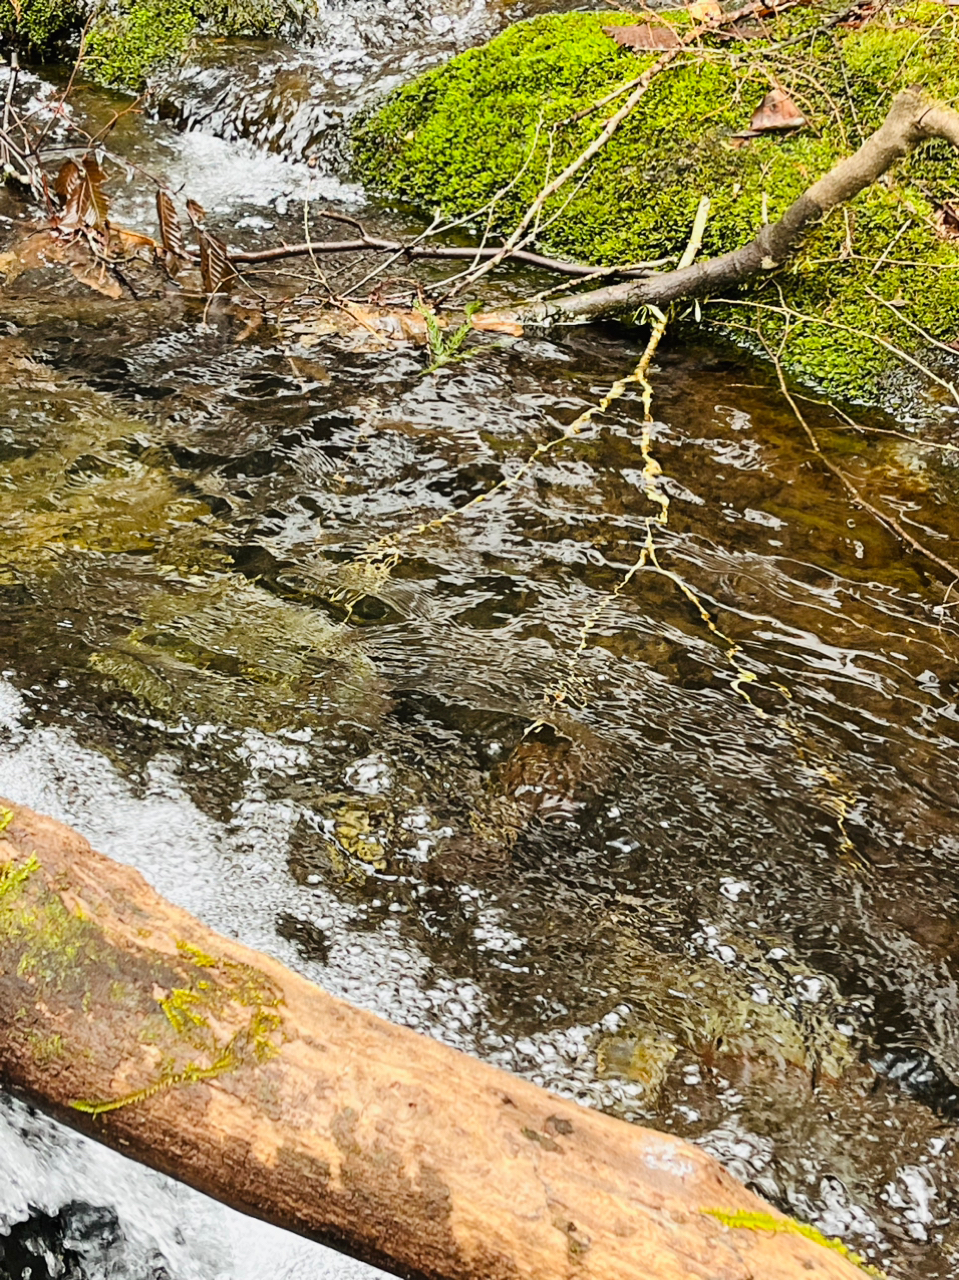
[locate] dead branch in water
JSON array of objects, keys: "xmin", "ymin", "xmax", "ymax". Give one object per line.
[{"xmin": 227, "ymin": 225, "xmax": 671, "ymax": 276}]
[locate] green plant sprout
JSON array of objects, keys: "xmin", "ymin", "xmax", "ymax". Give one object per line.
[{"xmin": 415, "ymin": 300, "xmax": 483, "ymax": 374}]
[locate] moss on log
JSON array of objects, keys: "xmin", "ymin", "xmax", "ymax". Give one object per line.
[
  {"xmin": 0, "ymin": 798, "xmax": 872, "ymax": 1280},
  {"xmin": 354, "ymin": 1, "xmax": 959, "ymax": 403}
]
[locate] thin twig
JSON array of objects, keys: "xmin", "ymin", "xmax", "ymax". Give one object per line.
[
  {"xmin": 792, "ymin": 392, "xmax": 959, "ymax": 453},
  {"xmin": 33, "ymin": 14, "xmax": 94, "ymax": 153},
  {"xmin": 868, "ymin": 217, "xmax": 912, "ymax": 275},
  {"xmin": 226, "ymin": 236, "xmax": 670, "ymax": 275},
  {"xmin": 1, "ymin": 50, "xmax": 17, "ymax": 170},
  {"xmin": 714, "ymin": 294, "xmax": 959, "ymax": 407},
  {"xmin": 863, "ymin": 284, "xmax": 959, "ymax": 356}
]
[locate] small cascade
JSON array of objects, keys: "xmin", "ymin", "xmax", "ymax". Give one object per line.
[{"xmin": 152, "ymin": 0, "xmax": 500, "ymax": 172}]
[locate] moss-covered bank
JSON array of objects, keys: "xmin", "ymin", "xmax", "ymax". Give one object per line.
[
  {"xmin": 1, "ymin": 0, "xmax": 296, "ymax": 88},
  {"xmin": 0, "ymin": 0, "xmax": 83, "ymax": 56},
  {"xmin": 354, "ymin": 1, "xmax": 959, "ymax": 403}
]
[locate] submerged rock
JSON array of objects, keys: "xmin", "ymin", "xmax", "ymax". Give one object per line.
[
  {"xmin": 355, "ymin": 1, "xmax": 959, "ymax": 405},
  {"xmin": 90, "ymin": 574, "xmax": 384, "ymax": 732},
  {"xmin": 0, "ymin": 335, "xmax": 384, "ymax": 734}
]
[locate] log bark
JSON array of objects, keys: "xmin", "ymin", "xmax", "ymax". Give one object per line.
[
  {"xmin": 508, "ymin": 88, "xmax": 959, "ymax": 325},
  {"xmin": 0, "ymin": 799, "xmax": 866, "ymax": 1280}
]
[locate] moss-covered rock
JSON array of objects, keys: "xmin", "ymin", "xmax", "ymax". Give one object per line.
[
  {"xmin": 1, "ymin": 0, "xmax": 296, "ymax": 88},
  {"xmin": 354, "ymin": 2, "xmax": 959, "ymax": 403},
  {"xmin": 0, "ymin": 0, "xmax": 84, "ymax": 56},
  {"xmin": 83, "ymin": 0, "xmax": 296, "ymax": 88},
  {"xmin": 82, "ymin": 0, "xmax": 200, "ymax": 87}
]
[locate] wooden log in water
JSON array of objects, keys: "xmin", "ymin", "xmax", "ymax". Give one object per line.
[{"xmin": 0, "ymin": 799, "xmax": 866, "ymax": 1280}]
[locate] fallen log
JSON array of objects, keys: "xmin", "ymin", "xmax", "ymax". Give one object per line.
[{"xmin": 0, "ymin": 799, "xmax": 867, "ymax": 1280}]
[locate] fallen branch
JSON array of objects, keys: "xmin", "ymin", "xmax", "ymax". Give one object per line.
[
  {"xmin": 0, "ymin": 799, "xmax": 869, "ymax": 1280},
  {"xmin": 446, "ymin": 0, "xmax": 801, "ymax": 295},
  {"xmin": 226, "ymin": 234, "xmax": 670, "ymax": 276},
  {"xmin": 507, "ymin": 88, "xmax": 959, "ymax": 324}
]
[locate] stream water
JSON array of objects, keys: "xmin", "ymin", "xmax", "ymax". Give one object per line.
[{"xmin": 2, "ymin": 3, "xmax": 959, "ymax": 1277}]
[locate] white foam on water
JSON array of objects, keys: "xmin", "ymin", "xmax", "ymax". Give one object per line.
[
  {"xmin": 107, "ymin": 128, "xmax": 362, "ymax": 230},
  {"xmin": 0, "ymin": 1094, "xmax": 381, "ymax": 1279}
]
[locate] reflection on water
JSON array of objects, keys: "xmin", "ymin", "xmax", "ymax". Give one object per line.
[
  {"xmin": 2, "ymin": 308, "xmax": 959, "ymax": 1277},
  {"xmin": 3, "ymin": 1, "xmax": 959, "ymax": 1273}
]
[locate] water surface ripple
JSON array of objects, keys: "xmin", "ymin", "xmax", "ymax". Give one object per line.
[{"xmin": 2, "ymin": 9, "xmax": 959, "ymax": 1276}]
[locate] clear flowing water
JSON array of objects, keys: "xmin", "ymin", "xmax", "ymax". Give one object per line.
[{"xmin": 3, "ymin": 6, "xmax": 959, "ymax": 1278}]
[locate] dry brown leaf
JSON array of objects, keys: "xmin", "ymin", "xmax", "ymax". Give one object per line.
[
  {"xmin": 936, "ymin": 202, "xmax": 959, "ymax": 238},
  {"xmin": 285, "ymin": 303, "xmax": 440, "ymax": 352},
  {"xmin": 471, "ymin": 311, "xmax": 524, "ymax": 337},
  {"xmin": 688, "ymin": 0, "xmax": 721, "ymax": 20},
  {"xmin": 54, "ymin": 156, "xmax": 111, "ymax": 233},
  {"xmin": 396, "ymin": 310, "xmax": 431, "ymax": 342},
  {"xmin": 198, "ymin": 229, "xmax": 232, "ymax": 294},
  {"xmin": 82, "ymin": 156, "xmax": 110, "ymax": 229},
  {"xmin": 0, "ymin": 227, "xmax": 127, "ymax": 298},
  {"xmin": 285, "ymin": 302, "xmax": 521, "ymax": 353},
  {"xmin": 186, "ymin": 198, "xmax": 207, "ymax": 228},
  {"xmin": 68, "ymin": 257, "xmax": 125, "ymax": 299},
  {"xmin": 111, "ymin": 226, "xmax": 160, "ymax": 253},
  {"xmin": 59, "ymin": 174, "xmax": 92, "ymax": 231},
  {"xmin": 749, "ymin": 87, "xmax": 806, "ymax": 132},
  {"xmin": 54, "ymin": 160, "xmax": 83, "ymax": 207},
  {"xmin": 602, "ymin": 23, "xmax": 681, "ymax": 51},
  {"xmin": 156, "ymin": 190, "xmax": 186, "ymax": 260},
  {"xmin": 341, "ymin": 300, "xmax": 389, "ymax": 337}
]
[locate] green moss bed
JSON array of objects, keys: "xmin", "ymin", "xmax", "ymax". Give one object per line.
[
  {"xmin": 0, "ymin": 0, "xmax": 293, "ymax": 88},
  {"xmin": 354, "ymin": 1, "xmax": 959, "ymax": 403}
]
